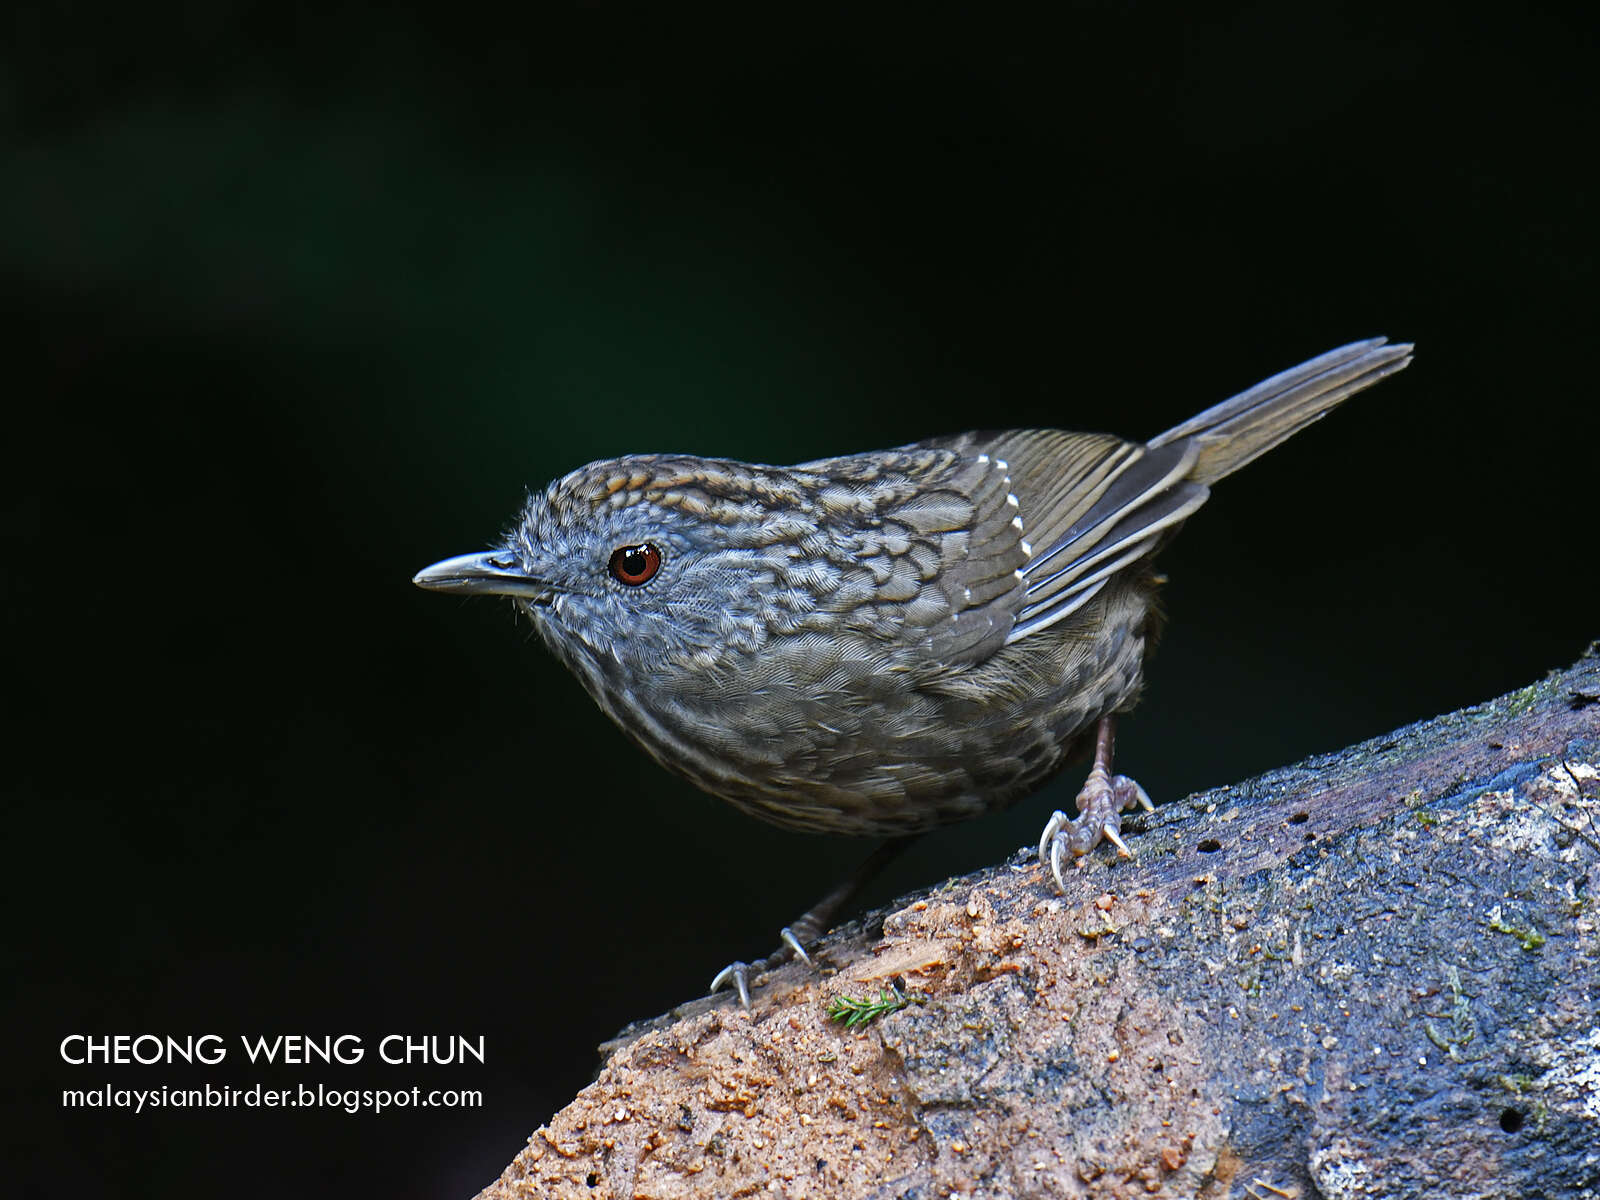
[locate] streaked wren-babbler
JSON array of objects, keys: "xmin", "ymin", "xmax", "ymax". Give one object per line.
[{"xmin": 415, "ymin": 338, "xmax": 1412, "ymax": 1003}]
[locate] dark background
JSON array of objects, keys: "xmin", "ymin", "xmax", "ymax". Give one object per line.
[{"xmin": 11, "ymin": 4, "xmax": 1595, "ymax": 1197}]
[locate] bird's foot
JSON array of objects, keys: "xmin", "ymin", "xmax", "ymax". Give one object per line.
[
  {"xmin": 706, "ymin": 838, "xmax": 917, "ymax": 1008},
  {"xmin": 709, "ymin": 926, "xmax": 813, "ymax": 1009},
  {"xmin": 1038, "ymin": 772, "xmax": 1153, "ymax": 893}
]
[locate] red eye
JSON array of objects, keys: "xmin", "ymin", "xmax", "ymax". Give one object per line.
[{"xmin": 608, "ymin": 542, "xmax": 661, "ymax": 586}]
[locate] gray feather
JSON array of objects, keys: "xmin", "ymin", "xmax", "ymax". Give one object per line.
[{"xmin": 1149, "ymin": 337, "xmax": 1413, "ymax": 484}]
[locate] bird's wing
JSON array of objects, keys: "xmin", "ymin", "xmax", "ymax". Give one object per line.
[
  {"xmin": 982, "ymin": 429, "xmax": 1210, "ymax": 644},
  {"xmin": 793, "ymin": 441, "xmax": 1026, "ymax": 666},
  {"xmin": 787, "ymin": 343, "xmax": 1412, "ymax": 668},
  {"xmin": 798, "ymin": 431, "xmax": 1205, "ymax": 666}
]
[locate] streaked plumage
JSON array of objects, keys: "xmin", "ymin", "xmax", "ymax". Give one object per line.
[{"xmin": 415, "ymin": 338, "xmax": 1412, "ymax": 993}]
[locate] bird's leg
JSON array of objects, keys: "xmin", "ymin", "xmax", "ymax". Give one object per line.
[
  {"xmin": 710, "ymin": 836, "xmax": 918, "ymax": 1007},
  {"xmin": 1037, "ymin": 715, "xmax": 1154, "ymax": 893}
]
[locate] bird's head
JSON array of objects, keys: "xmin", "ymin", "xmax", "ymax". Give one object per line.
[{"xmin": 413, "ymin": 454, "xmax": 823, "ymax": 683}]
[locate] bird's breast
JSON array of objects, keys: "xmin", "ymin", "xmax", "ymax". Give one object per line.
[{"xmin": 544, "ymin": 579, "xmax": 1156, "ymax": 837}]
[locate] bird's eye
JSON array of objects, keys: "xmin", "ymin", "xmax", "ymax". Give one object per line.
[{"xmin": 608, "ymin": 542, "xmax": 662, "ymax": 587}]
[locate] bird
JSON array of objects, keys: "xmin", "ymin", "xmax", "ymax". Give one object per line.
[{"xmin": 414, "ymin": 337, "xmax": 1413, "ymax": 1004}]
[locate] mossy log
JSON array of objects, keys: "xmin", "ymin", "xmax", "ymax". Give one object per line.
[{"xmin": 478, "ymin": 646, "xmax": 1600, "ymax": 1199}]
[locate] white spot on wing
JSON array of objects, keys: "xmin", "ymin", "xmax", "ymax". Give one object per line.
[
  {"xmin": 1006, "ymin": 493, "xmax": 1019, "ymax": 507},
  {"xmin": 1011, "ymin": 516, "xmax": 1024, "ymax": 531},
  {"xmin": 1020, "ymin": 539, "xmax": 1032, "ymax": 556}
]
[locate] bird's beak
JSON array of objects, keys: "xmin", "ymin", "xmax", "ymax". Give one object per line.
[{"xmin": 412, "ymin": 551, "xmax": 554, "ymax": 602}]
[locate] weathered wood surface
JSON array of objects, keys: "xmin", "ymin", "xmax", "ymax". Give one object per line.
[{"xmin": 479, "ymin": 646, "xmax": 1600, "ymax": 1199}]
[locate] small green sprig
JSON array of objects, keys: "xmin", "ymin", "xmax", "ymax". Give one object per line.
[{"xmin": 826, "ymin": 987, "xmax": 922, "ymax": 1028}]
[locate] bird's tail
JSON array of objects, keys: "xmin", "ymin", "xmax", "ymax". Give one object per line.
[{"xmin": 1149, "ymin": 338, "xmax": 1413, "ymax": 485}]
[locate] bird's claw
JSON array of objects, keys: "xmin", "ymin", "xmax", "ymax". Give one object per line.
[
  {"xmin": 1121, "ymin": 775, "xmax": 1156, "ymax": 813},
  {"xmin": 710, "ymin": 926, "xmax": 818, "ymax": 1008},
  {"xmin": 779, "ymin": 926, "xmax": 812, "ymax": 966},
  {"xmin": 709, "ymin": 960, "xmax": 753, "ymax": 1008},
  {"xmin": 1037, "ymin": 773, "xmax": 1153, "ymax": 893}
]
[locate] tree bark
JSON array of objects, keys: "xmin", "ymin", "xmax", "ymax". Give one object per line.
[{"xmin": 477, "ymin": 645, "xmax": 1600, "ymax": 1199}]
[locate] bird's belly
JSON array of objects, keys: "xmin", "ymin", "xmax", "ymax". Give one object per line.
[{"xmin": 582, "ymin": 591, "xmax": 1152, "ymax": 836}]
